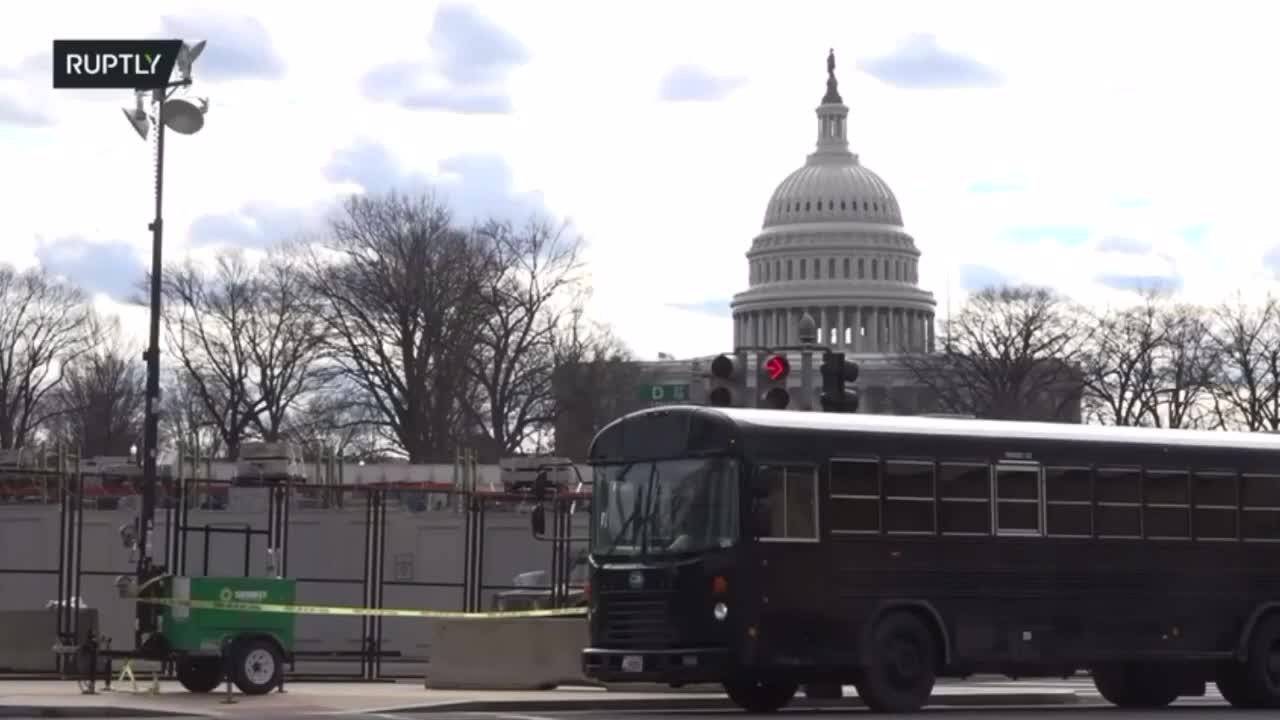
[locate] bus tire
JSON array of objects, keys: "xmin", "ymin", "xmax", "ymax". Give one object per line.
[
  {"xmin": 723, "ymin": 676, "xmax": 798, "ymax": 713},
  {"xmin": 1239, "ymin": 613, "xmax": 1280, "ymax": 707},
  {"xmin": 854, "ymin": 611, "xmax": 937, "ymax": 713},
  {"xmin": 1215, "ymin": 662, "xmax": 1262, "ymax": 708},
  {"xmin": 1091, "ymin": 664, "xmax": 1178, "ymax": 708}
]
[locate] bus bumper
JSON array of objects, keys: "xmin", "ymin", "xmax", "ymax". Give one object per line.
[{"xmin": 582, "ymin": 647, "xmax": 731, "ymax": 684}]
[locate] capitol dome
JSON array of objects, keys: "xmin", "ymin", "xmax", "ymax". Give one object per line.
[
  {"xmin": 730, "ymin": 50, "xmax": 936, "ymax": 356},
  {"xmin": 763, "ymin": 160, "xmax": 902, "ymax": 228}
]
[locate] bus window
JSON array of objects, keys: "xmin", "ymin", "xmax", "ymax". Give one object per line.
[
  {"xmin": 1193, "ymin": 472, "xmax": 1237, "ymax": 540},
  {"xmin": 1241, "ymin": 474, "xmax": 1280, "ymax": 541},
  {"xmin": 1095, "ymin": 467, "xmax": 1142, "ymax": 538},
  {"xmin": 884, "ymin": 460, "xmax": 934, "ymax": 534},
  {"xmin": 1044, "ymin": 466, "xmax": 1091, "ymax": 537},
  {"xmin": 994, "ymin": 464, "xmax": 1040, "ymax": 535},
  {"xmin": 829, "ymin": 459, "xmax": 879, "ymax": 534},
  {"xmin": 938, "ymin": 462, "xmax": 989, "ymax": 535},
  {"xmin": 1144, "ymin": 470, "xmax": 1190, "ymax": 539},
  {"xmin": 755, "ymin": 465, "xmax": 818, "ymax": 541}
]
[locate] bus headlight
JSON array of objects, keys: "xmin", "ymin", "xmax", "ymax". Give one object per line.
[{"xmin": 713, "ymin": 602, "xmax": 728, "ymax": 621}]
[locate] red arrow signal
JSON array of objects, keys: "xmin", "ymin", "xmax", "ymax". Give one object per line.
[{"xmin": 763, "ymin": 354, "xmax": 789, "ymax": 381}]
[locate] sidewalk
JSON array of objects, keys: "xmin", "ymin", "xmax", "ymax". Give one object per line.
[{"xmin": 0, "ymin": 678, "xmax": 1086, "ymax": 717}]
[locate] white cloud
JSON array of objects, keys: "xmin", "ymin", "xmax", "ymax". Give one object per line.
[{"xmin": 3, "ymin": 0, "xmax": 1280, "ymax": 364}]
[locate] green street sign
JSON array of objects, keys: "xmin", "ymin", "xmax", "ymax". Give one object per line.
[{"xmin": 637, "ymin": 384, "xmax": 690, "ymax": 403}]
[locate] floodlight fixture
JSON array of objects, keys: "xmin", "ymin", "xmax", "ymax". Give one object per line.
[
  {"xmin": 162, "ymin": 96, "xmax": 208, "ymax": 135},
  {"xmin": 122, "ymin": 90, "xmax": 150, "ymax": 140},
  {"xmin": 175, "ymin": 40, "xmax": 207, "ymax": 82}
]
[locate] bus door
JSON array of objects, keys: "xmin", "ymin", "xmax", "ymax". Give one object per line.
[{"xmin": 748, "ymin": 461, "xmax": 824, "ymax": 654}]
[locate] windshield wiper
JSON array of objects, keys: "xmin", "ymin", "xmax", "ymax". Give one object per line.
[
  {"xmin": 600, "ymin": 463, "xmax": 643, "ymax": 556},
  {"xmin": 639, "ymin": 464, "xmax": 660, "ymax": 558}
]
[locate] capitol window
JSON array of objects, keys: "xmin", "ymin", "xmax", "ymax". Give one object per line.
[{"xmin": 843, "ymin": 258, "xmax": 850, "ymax": 278}]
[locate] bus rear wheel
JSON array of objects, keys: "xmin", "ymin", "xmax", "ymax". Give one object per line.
[
  {"xmin": 723, "ymin": 676, "xmax": 798, "ymax": 713},
  {"xmin": 1230, "ymin": 614, "xmax": 1280, "ymax": 708},
  {"xmin": 1091, "ymin": 664, "xmax": 1178, "ymax": 708},
  {"xmin": 854, "ymin": 612, "xmax": 938, "ymax": 713}
]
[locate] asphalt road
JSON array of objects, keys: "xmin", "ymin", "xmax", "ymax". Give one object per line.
[
  {"xmin": 51, "ymin": 704, "xmax": 1278, "ymax": 720},
  {"xmin": 368, "ymin": 704, "xmax": 1273, "ymax": 720}
]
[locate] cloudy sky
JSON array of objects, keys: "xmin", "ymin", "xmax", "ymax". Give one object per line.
[{"xmin": 2, "ymin": 0, "xmax": 1278, "ymax": 361}]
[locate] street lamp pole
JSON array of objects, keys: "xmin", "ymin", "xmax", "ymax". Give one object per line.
[{"xmin": 121, "ymin": 41, "xmax": 208, "ymax": 648}]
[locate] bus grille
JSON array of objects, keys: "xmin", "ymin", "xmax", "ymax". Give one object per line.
[{"xmin": 600, "ymin": 594, "xmax": 677, "ymax": 649}]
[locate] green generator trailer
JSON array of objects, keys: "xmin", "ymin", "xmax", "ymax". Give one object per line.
[{"xmin": 149, "ymin": 575, "xmax": 296, "ymax": 694}]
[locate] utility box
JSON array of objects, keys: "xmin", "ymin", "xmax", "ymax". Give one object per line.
[{"xmin": 159, "ymin": 575, "xmax": 296, "ymax": 657}]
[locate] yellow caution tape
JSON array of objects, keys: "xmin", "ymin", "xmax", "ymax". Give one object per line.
[{"xmin": 135, "ymin": 596, "xmax": 586, "ymax": 619}]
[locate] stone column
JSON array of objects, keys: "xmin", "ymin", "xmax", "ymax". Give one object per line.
[{"xmin": 837, "ymin": 306, "xmax": 846, "ymax": 349}]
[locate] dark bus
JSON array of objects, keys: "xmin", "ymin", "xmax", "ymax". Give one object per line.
[{"xmin": 560, "ymin": 404, "xmax": 1280, "ymax": 713}]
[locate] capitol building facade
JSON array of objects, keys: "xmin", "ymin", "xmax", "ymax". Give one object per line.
[{"xmin": 552, "ymin": 53, "xmax": 1078, "ymax": 460}]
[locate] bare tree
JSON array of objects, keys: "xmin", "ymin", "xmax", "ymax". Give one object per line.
[
  {"xmin": 243, "ymin": 245, "xmax": 329, "ymax": 441},
  {"xmin": 1208, "ymin": 295, "xmax": 1280, "ymax": 431},
  {"xmin": 308, "ymin": 191, "xmax": 492, "ymax": 463},
  {"xmin": 547, "ymin": 305, "xmax": 642, "ymax": 459},
  {"xmin": 282, "ymin": 380, "xmax": 382, "ymax": 459},
  {"xmin": 466, "ymin": 218, "xmax": 585, "ymax": 456},
  {"xmin": 159, "ymin": 370, "xmax": 223, "ymax": 460},
  {"xmin": 0, "ymin": 265, "xmax": 93, "ymax": 449},
  {"xmin": 48, "ymin": 314, "xmax": 145, "ymax": 456},
  {"xmin": 1152, "ymin": 302, "xmax": 1218, "ymax": 429},
  {"xmin": 1079, "ymin": 295, "xmax": 1164, "ymax": 426},
  {"xmin": 160, "ymin": 252, "xmax": 259, "ymax": 458},
  {"xmin": 159, "ymin": 247, "xmax": 327, "ymax": 457},
  {"xmin": 901, "ymin": 285, "xmax": 1088, "ymax": 421}
]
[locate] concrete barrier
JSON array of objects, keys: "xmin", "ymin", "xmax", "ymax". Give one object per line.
[
  {"xmin": 0, "ymin": 609, "xmax": 97, "ymax": 672},
  {"xmin": 425, "ymin": 616, "xmax": 596, "ymax": 690}
]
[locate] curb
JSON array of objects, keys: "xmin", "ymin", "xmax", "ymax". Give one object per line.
[
  {"xmin": 0, "ymin": 708, "xmax": 202, "ymax": 718},
  {"xmin": 387, "ymin": 690, "xmax": 1083, "ymax": 713}
]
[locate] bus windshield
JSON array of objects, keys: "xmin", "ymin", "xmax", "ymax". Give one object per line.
[{"xmin": 591, "ymin": 456, "xmax": 740, "ymax": 558}]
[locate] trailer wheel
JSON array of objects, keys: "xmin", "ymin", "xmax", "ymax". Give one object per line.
[
  {"xmin": 722, "ymin": 676, "xmax": 798, "ymax": 713},
  {"xmin": 176, "ymin": 657, "xmax": 222, "ymax": 693},
  {"xmin": 1238, "ymin": 613, "xmax": 1280, "ymax": 708},
  {"xmin": 229, "ymin": 638, "xmax": 282, "ymax": 696},
  {"xmin": 854, "ymin": 611, "xmax": 937, "ymax": 713}
]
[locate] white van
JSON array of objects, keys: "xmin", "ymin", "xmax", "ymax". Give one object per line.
[{"xmin": 233, "ymin": 441, "xmax": 305, "ymax": 484}]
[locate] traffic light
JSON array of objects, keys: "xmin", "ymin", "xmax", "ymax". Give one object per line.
[
  {"xmin": 707, "ymin": 353, "xmax": 746, "ymax": 407},
  {"xmin": 757, "ymin": 352, "xmax": 791, "ymax": 409},
  {"xmin": 820, "ymin": 351, "xmax": 860, "ymax": 413}
]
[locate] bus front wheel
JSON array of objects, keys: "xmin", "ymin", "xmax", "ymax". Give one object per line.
[
  {"xmin": 854, "ymin": 611, "xmax": 938, "ymax": 713},
  {"xmin": 723, "ymin": 676, "xmax": 798, "ymax": 713},
  {"xmin": 1091, "ymin": 664, "xmax": 1178, "ymax": 708}
]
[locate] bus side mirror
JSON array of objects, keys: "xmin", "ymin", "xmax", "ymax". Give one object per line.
[
  {"xmin": 531, "ymin": 504, "xmax": 546, "ymax": 537},
  {"xmin": 533, "ymin": 471, "xmax": 549, "ymax": 500},
  {"xmin": 749, "ymin": 475, "xmax": 770, "ymax": 500}
]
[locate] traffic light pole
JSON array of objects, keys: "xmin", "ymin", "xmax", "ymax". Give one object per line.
[{"xmin": 799, "ymin": 348, "xmax": 815, "ymax": 411}]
